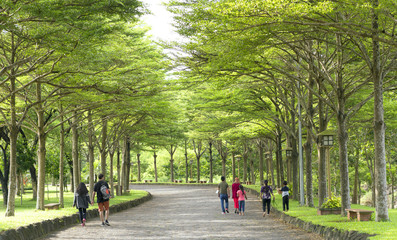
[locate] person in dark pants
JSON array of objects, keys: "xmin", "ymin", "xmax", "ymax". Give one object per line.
[
  {"xmin": 281, "ymin": 180, "xmax": 290, "ymax": 212},
  {"xmin": 260, "ymin": 180, "xmax": 274, "ymax": 217},
  {"xmin": 73, "ymin": 182, "xmax": 91, "ymax": 227},
  {"xmin": 218, "ymin": 176, "xmax": 230, "ymax": 214}
]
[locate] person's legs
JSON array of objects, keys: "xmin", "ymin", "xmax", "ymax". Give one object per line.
[
  {"xmin": 283, "ymin": 196, "xmax": 286, "ymax": 211},
  {"xmin": 241, "ymin": 201, "xmax": 245, "ymax": 213},
  {"xmin": 98, "ymin": 202, "xmax": 105, "ymax": 225},
  {"xmin": 225, "ymin": 196, "xmax": 229, "ymax": 212},
  {"xmin": 234, "ymin": 198, "xmax": 239, "ymax": 213},
  {"xmin": 238, "ymin": 200, "xmax": 242, "ymax": 214},
  {"xmin": 266, "ymin": 199, "xmax": 271, "ymax": 214},
  {"xmin": 78, "ymin": 208, "xmax": 84, "ymax": 223},
  {"xmin": 220, "ymin": 194, "xmax": 226, "ymax": 213},
  {"xmin": 286, "ymin": 197, "xmax": 289, "ymax": 211},
  {"xmin": 103, "ymin": 201, "xmax": 110, "ymax": 225}
]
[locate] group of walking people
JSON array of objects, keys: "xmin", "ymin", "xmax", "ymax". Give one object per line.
[
  {"xmin": 218, "ymin": 177, "xmax": 290, "ymax": 217},
  {"xmin": 73, "ymin": 173, "xmax": 111, "ymax": 227}
]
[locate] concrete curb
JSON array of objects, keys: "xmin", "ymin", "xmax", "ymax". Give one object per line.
[
  {"xmin": 0, "ymin": 192, "xmax": 152, "ymax": 240},
  {"xmin": 245, "ymin": 188, "xmax": 373, "ymax": 240}
]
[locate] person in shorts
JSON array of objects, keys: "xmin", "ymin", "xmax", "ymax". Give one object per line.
[{"xmin": 92, "ymin": 173, "xmax": 111, "ymax": 226}]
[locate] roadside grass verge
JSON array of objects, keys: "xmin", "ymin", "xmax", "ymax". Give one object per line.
[
  {"xmin": 0, "ymin": 187, "xmax": 147, "ymax": 232},
  {"xmin": 245, "ymin": 185, "xmax": 396, "ymax": 239}
]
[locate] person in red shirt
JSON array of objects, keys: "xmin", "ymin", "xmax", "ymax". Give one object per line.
[{"xmin": 232, "ymin": 177, "xmax": 241, "ymax": 214}]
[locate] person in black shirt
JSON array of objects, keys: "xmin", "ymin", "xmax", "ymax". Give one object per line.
[
  {"xmin": 281, "ymin": 180, "xmax": 290, "ymax": 212},
  {"xmin": 92, "ymin": 173, "xmax": 111, "ymax": 226}
]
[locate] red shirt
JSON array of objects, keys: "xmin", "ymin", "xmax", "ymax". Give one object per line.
[{"xmin": 232, "ymin": 183, "xmax": 240, "ymax": 198}]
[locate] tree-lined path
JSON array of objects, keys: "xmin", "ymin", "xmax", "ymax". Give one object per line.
[{"xmin": 41, "ymin": 185, "xmax": 321, "ymax": 239}]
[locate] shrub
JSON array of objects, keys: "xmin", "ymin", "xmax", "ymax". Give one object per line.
[{"xmin": 321, "ymin": 195, "xmax": 342, "ymax": 209}]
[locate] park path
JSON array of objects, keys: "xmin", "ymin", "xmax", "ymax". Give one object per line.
[{"xmin": 41, "ymin": 185, "xmax": 322, "ymax": 240}]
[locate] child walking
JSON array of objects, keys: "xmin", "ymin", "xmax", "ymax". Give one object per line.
[
  {"xmin": 261, "ymin": 180, "xmax": 275, "ymax": 217},
  {"xmin": 73, "ymin": 182, "xmax": 92, "ymax": 227},
  {"xmin": 236, "ymin": 185, "xmax": 247, "ymax": 216},
  {"xmin": 281, "ymin": 181, "xmax": 290, "ymax": 212}
]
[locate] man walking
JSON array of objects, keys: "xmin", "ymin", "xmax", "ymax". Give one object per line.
[
  {"xmin": 92, "ymin": 173, "xmax": 111, "ymax": 226},
  {"xmin": 218, "ymin": 176, "xmax": 230, "ymax": 214}
]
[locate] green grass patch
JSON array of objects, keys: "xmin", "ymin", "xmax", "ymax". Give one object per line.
[
  {"xmin": 0, "ymin": 187, "xmax": 147, "ymax": 232},
  {"xmin": 245, "ymin": 185, "xmax": 396, "ymax": 240}
]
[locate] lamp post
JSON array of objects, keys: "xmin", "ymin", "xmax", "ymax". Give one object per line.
[{"xmin": 319, "ymin": 130, "xmax": 335, "ymax": 198}]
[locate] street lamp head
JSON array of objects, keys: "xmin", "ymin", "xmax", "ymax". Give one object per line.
[
  {"xmin": 285, "ymin": 147, "xmax": 292, "ymax": 157},
  {"xmin": 323, "ymin": 135, "xmax": 334, "ymax": 146},
  {"xmin": 318, "ymin": 129, "xmax": 336, "ymax": 147}
]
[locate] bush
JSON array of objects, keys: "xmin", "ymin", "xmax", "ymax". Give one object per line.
[{"xmin": 321, "ymin": 195, "xmax": 342, "ymax": 209}]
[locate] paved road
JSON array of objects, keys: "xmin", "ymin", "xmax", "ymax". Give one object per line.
[{"xmin": 41, "ymin": 185, "xmax": 322, "ymax": 240}]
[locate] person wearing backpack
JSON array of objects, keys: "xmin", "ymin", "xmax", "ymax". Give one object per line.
[
  {"xmin": 92, "ymin": 173, "xmax": 111, "ymax": 226},
  {"xmin": 260, "ymin": 180, "xmax": 274, "ymax": 217},
  {"xmin": 73, "ymin": 182, "xmax": 91, "ymax": 227}
]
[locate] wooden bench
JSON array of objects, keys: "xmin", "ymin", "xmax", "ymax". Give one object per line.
[
  {"xmin": 345, "ymin": 209, "xmax": 374, "ymax": 221},
  {"xmin": 144, "ymin": 180, "xmax": 153, "ymax": 183},
  {"xmin": 44, "ymin": 203, "xmax": 60, "ymax": 210}
]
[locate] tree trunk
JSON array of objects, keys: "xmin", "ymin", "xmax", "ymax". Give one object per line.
[
  {"xmin": 35, "ymin": 82, "xmax": 46, "ymax": 211},
  {"xmin": 117, "ymin": 147, "xmax": 121, "ymax": 195},
  {"xmin": 59, "ymin": 114, "xmax": 65, "ymax": 208},
  {"xmin": 72, "ymin": 112, "xmax": 79, "ymax": 191},
  {"xmin": 243, "ymin": 145, "xmax": 248, "ymax": 182},
  {"xmin": 122, "ymin": 136, "xmax": 130, "ymax": 191},
  {"xmin": 137, "ymin": 153, "xmax": 141, "ymax": 182},
  {"xmin": 0, "ymin": 144, "xmax": 10, "ymax": 207},
  {"xmin": 372, "ymin": 0, "xmax": 389, "ymax": 221},
  {"xmin": 101, "ymin": 118, "xmax": 108, "ymax": 178},
  {"xmin": 304, "ymin": 139, "xmax": 313, "ymax": 207},
  {"xmin": 209, "ymin": 141, "xmax": 213, "ymax": 183},
  {"xmin": 232, "ymin": 153, "xmax": 236, "ymax": 181},
  {"xmin": 258, "ymin": 142, "xmax": 264, "ymax": 185},
  {"xmin": 276, "ymin": 130, "xmax": 284, "ymax": 185},
  {"xmin": 352, "ymin": 149, "xmax": 359, "ymax": 204},
  {"xmin": 291, "ymin": 137, "xmax": 299, "ymax": 200},
  {"xmin": 30, "ymin": 166, "xmax": 37, "ymax": 200},
  {"xmin": 109, "ymin": 151, "xmax": 114, "ymax": 197},
  {"xmin": 317, "ymin": 98, "xmax": 327, "ymax": 208},
  {"xmin": 154, "ymin": 152, "xmax": 158, "ymax": 182},
  {"xmin": 88, "ymin": 111, "xmax": 95, "ymax": 197},
  {"xmin": 185, "ymin": 140, "xmax": 189, "ymax": 183},
  {"xmin": 169, "ymin": 145, "xmax": 176, "ymax": 182}
]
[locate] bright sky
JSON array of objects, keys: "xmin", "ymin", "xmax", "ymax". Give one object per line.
[{"xmin": 140, "ymin": 0, "xmax": 181, "ymax": 42}]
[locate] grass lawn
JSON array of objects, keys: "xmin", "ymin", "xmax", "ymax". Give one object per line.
[
  {"xmin": 246, "ymin": 185, "xmax": 396, "ymax": 240},
  {"xmin": 0, "ymin": 186, "xmax": 148, "ymax": 232}
]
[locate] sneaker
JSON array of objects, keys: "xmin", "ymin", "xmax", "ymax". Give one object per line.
[
  {"xmin": 101, "ymin": 222, "xmax": 105, "ymax": 226},
  {"xmin": 222, "ymin": 212, "xmax": 225, "ymax": 215},
  {"xmin": 226, "ymin": 209, "xmax": 229, "ymax": 213},
  {"xmin": 105, "ymin": 220, "xmax": 110, "ymax": 226},
  {"xmin": 81, "ymin": 223, "xmax": 85, "ymax": 227},
  {"xmin": 83, "ymin": 218, "xmax": 86, "ymax": 226},
  {"xmin": 262, "ymin": 212, "xmax": 266, "ymax": 217}
]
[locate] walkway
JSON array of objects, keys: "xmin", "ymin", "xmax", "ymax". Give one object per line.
[{"xmin": 41, "ymin": 185, "xmax": 322, "ymax": 239}]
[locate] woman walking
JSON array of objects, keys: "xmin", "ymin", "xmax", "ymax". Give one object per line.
[
  {"xmin": 231, "ymin": 177, "xmax": 241, "ymax": 214},
  {"xmin": 73, "ymin": 182, "xmax": 92, "ymax": 226},
  {"xmin": 236, "ymin": 185, "xmax": 247, "ymax": 216},
  {"xmin": 260, "ymin": 180, "xmax": 274, "ymax": 217}
]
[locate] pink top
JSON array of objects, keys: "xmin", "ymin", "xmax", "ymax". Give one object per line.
[
  {"xmin": 232, "ymin": 183, "xmax": 240, "ymax": 198},
  {"xmin": 236, "ymin": 190, "xmax": 246, "ymax": 201}
]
